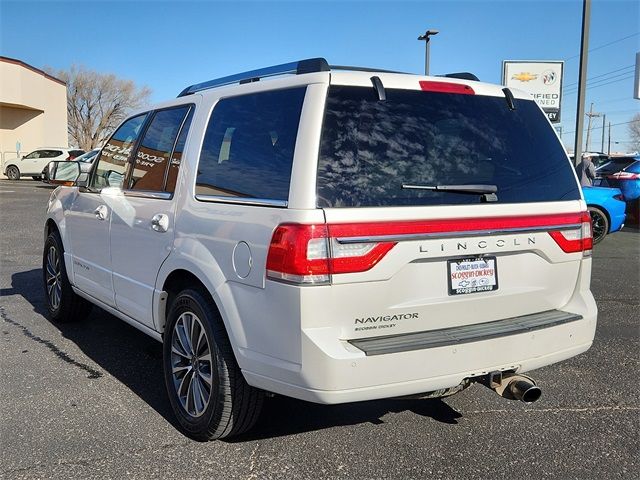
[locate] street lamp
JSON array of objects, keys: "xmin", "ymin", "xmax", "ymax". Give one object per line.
[{"xmin": 418, "ymin": 29, "xmax": 439, "ymax": 76}]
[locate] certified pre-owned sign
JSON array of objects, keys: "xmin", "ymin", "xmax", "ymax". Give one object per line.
[{"xmin": 502, "ymin": 60, "xmax": 564, "ymax": 123}]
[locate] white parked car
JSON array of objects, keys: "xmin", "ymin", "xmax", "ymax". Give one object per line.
[
  {"xmin": 41, "ymin": 148, "xmax": 101, "ymax": 183},
  {"xmin": 43, "ymin": 58, "xmax": 597, "ymax": 440},
  {"xmin": 4, "ymin": 148, "xmax": 83, "ymax": 180}
]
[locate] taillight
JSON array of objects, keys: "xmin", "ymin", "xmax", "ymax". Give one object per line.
[
  {"xmin": 266, "ymin": 224, "xmax": 396, "ymax": 284},
  {"xmin": 548, "ymin": 211, "xmax": 593, "ymax": 256},
  {"xmin": 267, "ymin": 213, "xmax": 593, "ymax": 285},
  {"xmin": 607, "ymin": 172, "xmax": 640, "ymax": 180},
  {"xmin": 419, "ymin": 80, "xmax": 475, "ymax": 95}
]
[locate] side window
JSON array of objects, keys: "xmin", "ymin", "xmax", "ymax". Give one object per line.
[
  {"xmin": 129, "ymin": 106, "xmax": 190, "ymax": 192},
  {"xmin": 24, "ymin": 151, "xmax": 41, "ymax": 159},
  {"xmin": 196, "ymin": 87, "xmax": 306, "ymax": 200},
  {"xmin": 46, "ymin": 150, "xmax": 63, "ymax": 158},
  {"xmin": 91, "ymin": 114, "xmax": 148, "ymax": 190},
  {"xmin": 165, "ymin": 108, "xmax": 193, "ymax": 193}
]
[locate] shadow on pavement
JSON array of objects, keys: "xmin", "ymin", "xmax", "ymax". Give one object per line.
[
  {"xmin": 229, "ymin": 395, "xmax": 463, "ymax": 443},
  {"xmin": 5, "ymin": 268, "xmax": 465, "ymax": 441}
]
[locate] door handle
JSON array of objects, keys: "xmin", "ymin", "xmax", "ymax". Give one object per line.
[
  {"xmin": 94, "ymin": 205, "xmax": 108, "ymax": 221},
  {"xmin": 151, "ymin": 214, "xmax": 169, "ymax": 233}
]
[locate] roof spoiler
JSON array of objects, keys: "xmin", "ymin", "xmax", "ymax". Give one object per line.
[
  {"xmin": 440, "ymin": 72, "xmax": 480, "ymax": 81},
  {"xmin": 177, "ymin": 58, "xmax": 331, "ymax": 97}
]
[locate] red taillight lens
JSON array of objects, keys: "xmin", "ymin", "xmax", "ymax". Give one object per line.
[
  {"xmin": 419, "ymin": 80, "xmax": 475, "ymax": 95},
  {"xmin": 266, "ymin": 224, "xmax": 331, "ymax": 284},
  {"xmin": 608, "ymin": 171, "xmax": 640, "ymax": 180},
  {"xmin": 267, "ymin": 213, "xmax": 592, "ymax": 285},
  {"xmin": 548, "ymin": 212, "xmax": 593, "ymax": 255},
  {"xmin": 266, "ymin": 224, "xmax": 396, "ymax": 284}
]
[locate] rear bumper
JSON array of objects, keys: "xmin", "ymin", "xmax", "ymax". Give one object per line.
[
  {"xmin": 244, "ymin": 339, "xmax": 593, "ymax": 404},
  {"xmin": 243, "ymin": 288, "xmax": 597, "ymax": 404}
]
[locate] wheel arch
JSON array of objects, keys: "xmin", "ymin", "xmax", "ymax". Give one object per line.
[
  {"xmin": 155, "ymin": 252, "xmax": 250, "ymax": 370},
  {"xmin": 4, "ymin": 162, "xmax": 19, "ymax": 174},
  {"xmin": 587, "ymin": 203, "xmax": 611, "ymax": 233},
  {"xmin": 44, "ymin": 215, "xmax": 74, "ymax": 281}
]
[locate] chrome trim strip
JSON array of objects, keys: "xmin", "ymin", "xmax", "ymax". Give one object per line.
[
  {"xmin": 335, "ymin": 224, "xmax": 582, "ymax": 244},
  {"xmin": 123, "ymin": 190, "xmax": 172, "ymax": 200},
  {"xmin": 195, "ymin": 194, "xmax": 288, "ymax": 208},
  {"xmin": 348, "ymin": 310, "xmax": 583, "ymax": 356}
]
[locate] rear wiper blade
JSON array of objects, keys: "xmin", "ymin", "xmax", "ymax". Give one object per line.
[{"xmin": 402, "ymin": 184, "xmax": 498, "ymax": 194}]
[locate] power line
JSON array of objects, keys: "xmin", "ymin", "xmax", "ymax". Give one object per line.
[
  {"xmin": 565, "ymin": 71, "xmax": 635, "ymax": 93},
  {"xmin": 564, "ymin": 32, "xmax": 639, "ymax": 61},
  {"xmin": 564, "ymin": 74, "xmax": 635, "ymax": 96},
  {"xmin": 563, "ymin": 64, "xmax": 634, "ymax": 89},
  {"xmin": 563, "ymin": 74, "xmax": 635, "ymax": 96},
  {"xmin": 597, "ymin": 97, "xmax": 639, "ymax": 105},
  {"xmin": 562, "ymin": 119, "xmax": 639, "ymax": 136}
]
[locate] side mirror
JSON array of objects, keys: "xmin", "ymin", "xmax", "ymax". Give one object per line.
[{"xmin": 46, "ymin": 161, "xmax": 81, "ymax": 186}]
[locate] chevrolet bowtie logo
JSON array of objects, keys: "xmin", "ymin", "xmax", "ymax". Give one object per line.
[{"xmin": 511, "ymin": 72, "xmax": 538, "ymax": 82}]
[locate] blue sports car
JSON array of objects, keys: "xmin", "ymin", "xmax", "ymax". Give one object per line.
[
  {"xmin": 582, "ymin": 186, "xmax": 626, "ymax": 245},
  {"xmin": 595, "ymin": 155, "xmax": 640, "ymax": 225}
]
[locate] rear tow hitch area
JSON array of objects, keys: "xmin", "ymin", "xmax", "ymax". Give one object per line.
[{"xmin": 479, "ymin": 371, "xmax": 542, "ymax": 404}]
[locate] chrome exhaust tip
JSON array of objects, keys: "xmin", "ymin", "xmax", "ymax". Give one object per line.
[
  {"xmin": 509, "ymin": 379, "xmax": 542, "ymax": 403},
  {"xmin": 482, "ymin": 372, "xmax": 542, "ymax": 404}
]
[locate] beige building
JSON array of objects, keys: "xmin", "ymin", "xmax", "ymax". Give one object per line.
[{"xmin": 0, "ymin": 56, "xmax": 68, "ymax": 167}]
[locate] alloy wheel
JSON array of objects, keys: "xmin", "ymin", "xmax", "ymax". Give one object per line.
[
  {"xmin": 590, "ymin": 210, "xmax": 607, "ymax": 244},
  {"xmin": 170, "ymin": 312, "xmax": 213, "ymax": 418},
  {"xmin": 45, "ymin": 246, "xmax": 62, "ymax": 310},
  {"xmin": 7, "ymin": 166, "xmax": 19, "ymax": 180}
]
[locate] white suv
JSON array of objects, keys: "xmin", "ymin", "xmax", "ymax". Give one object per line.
[
  {"xmin": 43, "ymin": 58, "xmax": 597, "ymax": 440},
  {"xmin": 4, "ymin": 148, "xmax": 83, "ymax": 180}
]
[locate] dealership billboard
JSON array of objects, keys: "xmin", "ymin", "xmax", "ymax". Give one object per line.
[{"xmin": 502, "ymin": 61, "xmax": 564, "ymax": 123}]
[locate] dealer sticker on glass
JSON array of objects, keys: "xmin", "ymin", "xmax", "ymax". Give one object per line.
[{"xmin": 447, "ymin": 256, "xmax": 498, "ymax": 295}]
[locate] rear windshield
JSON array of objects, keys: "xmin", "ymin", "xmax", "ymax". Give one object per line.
[{"xmin": 317, "ymin": 86, "xmax": 580, "ymax": 207}]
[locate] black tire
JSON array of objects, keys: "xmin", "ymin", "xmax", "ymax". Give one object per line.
[
  {"xmin": 163, "ymin": 288, "xmax": 264, "ymax": 440},
  {"xmin": 6, "ymin": 165, "xmax": 20, "ymax": 180},
  {"xmin": 42, "ymin": 230, "xmax": 92, "ymax": 322},
  {"xmin": 588, "ymin": 206, "xmax": 609, "ymax": 245}
]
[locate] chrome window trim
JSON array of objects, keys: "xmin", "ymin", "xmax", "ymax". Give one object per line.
[
  {"xmin": 335, "ymin": 224, "xmax": 582, "ymax": 244},
  {"xmin": 195, "ymin": 194, "xmax": 287, "ymax": 208},
  {"xmin": 123, "ymin": 190, "xmax": 172, "ymax": 200}
]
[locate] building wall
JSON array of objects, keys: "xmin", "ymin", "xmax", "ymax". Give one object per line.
[{"xmin": 0, "ymin": 58, "xmax": 68, "ymax": 166}]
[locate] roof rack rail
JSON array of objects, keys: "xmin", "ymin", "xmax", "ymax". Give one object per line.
[
  {"xmin": 177, "ymin": 57, "xmax": 330, "ymax": 97},
  {"xmin": 441, "ymin": 72, "xmax": 480, "ymax": 81},
  {"xmin": 330, "ymin": 65, "xmax": 408, "ymax": 74}
]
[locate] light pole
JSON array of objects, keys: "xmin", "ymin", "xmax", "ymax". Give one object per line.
[
  {"xmin": 418, "ymin": 29, "xmax": 439, "ymax": 76},
  {"xmin": 573, "ymin": 0, "xmax": 591, "ymax": 164}
]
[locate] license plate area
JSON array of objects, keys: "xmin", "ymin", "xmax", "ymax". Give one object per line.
[{"xmin": 447, "ymin": 256, "xmax": 498, "ymax": 295}]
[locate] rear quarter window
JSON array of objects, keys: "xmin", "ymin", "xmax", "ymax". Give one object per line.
[
  {"xmin": 317, "ymin": 86, "xmax": 581, "ymax": 207},
  {"xmin": 196, "ymin": 87, "xmax": 306, "ymax": 200}
]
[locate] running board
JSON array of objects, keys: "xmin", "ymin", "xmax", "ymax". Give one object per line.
[{"xmin": 348, "ymin": 310, "xmax": 582, "ymax": 356}]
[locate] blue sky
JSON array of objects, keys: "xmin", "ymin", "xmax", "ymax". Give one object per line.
[{"xmin": 1, "ymin": 0, "xmax": 638, "ymax": 151}]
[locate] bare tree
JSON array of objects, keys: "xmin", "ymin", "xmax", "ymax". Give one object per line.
[
  {"xmin": 47, "ymin": 66, "xmax": 151, "ymax": 150},
  {"xmin": 629, "ymin": 113, "xmax": 640, "ymax": 152}
]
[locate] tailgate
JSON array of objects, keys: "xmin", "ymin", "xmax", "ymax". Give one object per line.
[{"xmin": 321, "ymin": 202, "xmax": 590, "ymax": 336}]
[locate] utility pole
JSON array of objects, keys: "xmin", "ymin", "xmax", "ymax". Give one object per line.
[
  {"xmin": 418, "ymin": 29, "xmax": 439, "ymax": 76},
  {"xmin": 607, "ymin": 121, "xmax": 612, "ymax": 154},
  {"xmin": 573, "ymin": 0, "xmax": 591, "ymax": 164},
  {"xmin": 585, "ymin": 102, "xmax": 601, "ymax": 152},
  {"xmin": 600, "ymin": 114, "xmax": 606, "ymax": 152}
]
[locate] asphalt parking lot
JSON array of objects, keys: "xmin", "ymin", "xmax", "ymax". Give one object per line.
[{"xmin": 1, "ymin": 180, "xmax": 638, "ymax": 479}]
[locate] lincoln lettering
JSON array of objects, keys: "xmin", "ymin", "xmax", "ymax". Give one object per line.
[{"xmin": 419, "ymin": 236, "xmax": 536, "ymax": 253}]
